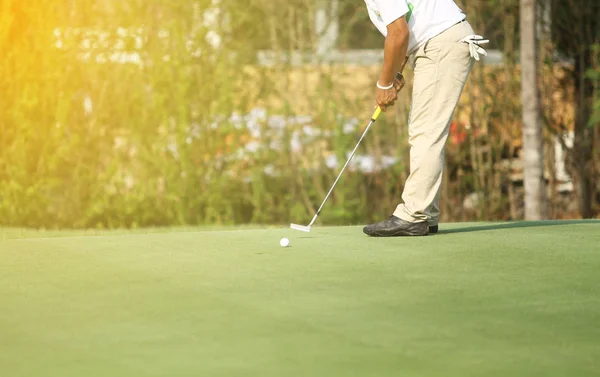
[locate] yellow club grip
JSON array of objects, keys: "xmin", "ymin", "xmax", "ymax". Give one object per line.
[{"xmin": 371, "ymin": 106, "xmax": 382, "ymax": 121}]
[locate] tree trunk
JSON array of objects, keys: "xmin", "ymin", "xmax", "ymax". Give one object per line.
[
  {"xmin": 315, "ymin": 0, "xmax": 339, "ymax": 58},
  {"xmin": 520, "ymin": 0, "xmax": 547, "ymax": 220},
  {"xmin": 572, "ymin": 51, "xmax": 595, "ymax": 218}
]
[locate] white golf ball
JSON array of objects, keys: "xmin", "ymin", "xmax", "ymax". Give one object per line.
[{"xmin": 280, "ymin": 237, "xmax": 290, "ymax": 247}]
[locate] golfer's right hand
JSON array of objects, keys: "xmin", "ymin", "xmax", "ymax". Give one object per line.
[
  {"xmin": 376, "ymin": 85, "xmax": 398, "ymax": 112},
  {"xmin": 376, "ymin": 73, "xmax": 404, "ymax": 111}
]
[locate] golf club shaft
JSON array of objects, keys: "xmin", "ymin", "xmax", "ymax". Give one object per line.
[
  {"xmin": 308, "ymin": 115, "xmax": 378, "ymax": 227},
  {"xmin": 305, "ymin": 59, "xmax": 409, "ymax": 228}
]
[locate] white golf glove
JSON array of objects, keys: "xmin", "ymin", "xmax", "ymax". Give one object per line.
[{"xmin": 460, "ymin": 34, "xmax": 489, "ymax": 61}]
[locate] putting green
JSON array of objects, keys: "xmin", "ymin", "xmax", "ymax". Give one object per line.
[{"xmin": 1, "ymin": 221, "xmax": 599, "ymax": 377}]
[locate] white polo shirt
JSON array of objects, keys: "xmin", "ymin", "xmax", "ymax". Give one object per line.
[{"xmin": 364, "ymin": 0, "xmax": 466, "ymax": 55}]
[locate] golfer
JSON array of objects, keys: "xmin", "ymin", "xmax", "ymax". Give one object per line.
[{"xmin": 362, "ymin": 0, "xmax": 487, "ymax": 236}]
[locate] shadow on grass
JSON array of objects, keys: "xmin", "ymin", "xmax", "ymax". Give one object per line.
[{"xmin": 440, "ymin": 220, "xmax": 600, "ymax": 235}]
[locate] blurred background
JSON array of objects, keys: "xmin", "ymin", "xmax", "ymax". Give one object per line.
[{"xmin": 0, "ymin": 0, "xmax": 598, "ymax": 229}]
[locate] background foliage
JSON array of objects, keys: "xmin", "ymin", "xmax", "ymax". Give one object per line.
[{"xmin": 0, "ymin": 0, "xmax": 598, "ymax": 229}]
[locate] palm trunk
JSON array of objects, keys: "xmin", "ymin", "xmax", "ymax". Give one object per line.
[{"xmin": 520, "ymin": 0, "xmax": 547, "ymax": 220}]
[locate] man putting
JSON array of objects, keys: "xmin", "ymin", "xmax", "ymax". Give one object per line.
[{"xmin": 362, "ymin": 0, "xmax": 487, "ymax": 237}]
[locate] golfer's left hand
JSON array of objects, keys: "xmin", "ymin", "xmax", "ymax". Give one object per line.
[{"xmin": 393, "ymin": 73, "xmax": 405, "ymax": 93}]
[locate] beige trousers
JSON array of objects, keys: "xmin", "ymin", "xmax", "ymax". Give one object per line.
[{"xmin": 393, "ymin": 21, "xmax": 475, "ymax": 225}]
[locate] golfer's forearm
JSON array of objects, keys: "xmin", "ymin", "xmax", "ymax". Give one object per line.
[{"xmin": 379, "ymin": 32, "xmax": 408, "ymax": 85}]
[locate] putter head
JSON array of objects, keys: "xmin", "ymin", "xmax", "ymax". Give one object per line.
[{"xmin": 290, "ymin": 223, "xmax": 311, "ymax": 232}]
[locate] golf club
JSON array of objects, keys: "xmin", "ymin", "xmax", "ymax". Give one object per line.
[
  {"xmin": 290, "ymin": 106, "xmax": 383, "ymax": 233},
  {"xmin": 290, "ymin": 60, "xmax": 408, "ymax": 233}
]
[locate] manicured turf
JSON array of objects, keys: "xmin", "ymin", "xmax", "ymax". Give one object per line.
[{"xmin": 1, "ymin": 221, "xmax": 599, "ymax": 377}]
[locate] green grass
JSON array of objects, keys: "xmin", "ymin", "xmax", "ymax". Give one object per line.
[{"xmin": 1, "ymin": 221, "xmax": 599, "ymax": 377}]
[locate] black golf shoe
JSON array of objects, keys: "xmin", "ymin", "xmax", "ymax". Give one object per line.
[
  {"xmin": 429, "ymin": 225, "xmax": 438, "ymax": 234},
  {"xmin": 363, "ymin": 216, "xmax": 429, "ymax": 237}
]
